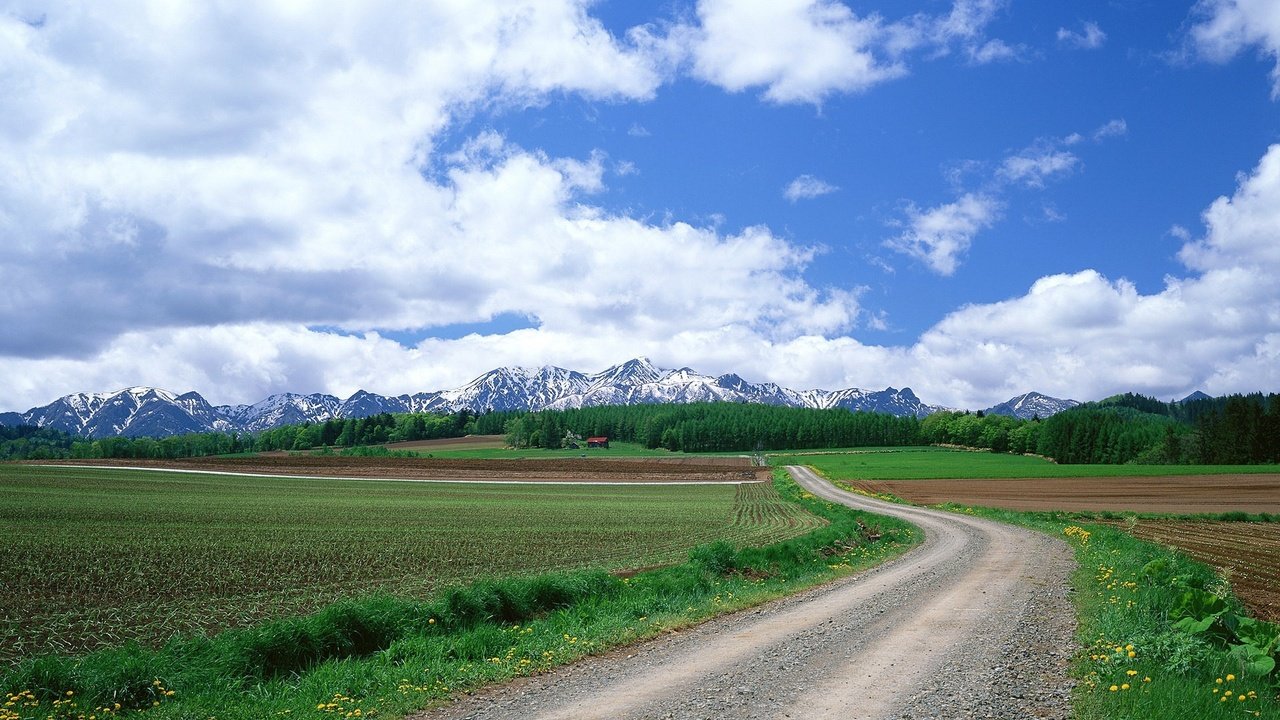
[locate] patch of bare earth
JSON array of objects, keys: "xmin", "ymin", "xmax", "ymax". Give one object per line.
[{"xmin": 850, "ymin": 474, "xmax": 1280, "ymax": 514}]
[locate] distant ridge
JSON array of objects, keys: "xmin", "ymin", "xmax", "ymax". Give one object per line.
[{"xmin": 0, "ymin": 358, "xmax": 1075, "ymax": 438}]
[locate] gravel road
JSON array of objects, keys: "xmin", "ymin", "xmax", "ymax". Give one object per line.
[{"xmin": 411, "ymin": 466, "xmax": 1076, "ymax": 720}]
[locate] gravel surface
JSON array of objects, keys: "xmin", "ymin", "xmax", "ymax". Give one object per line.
[{"xmin": 410, "ymin": 466, "xmax": 1076, "ymax": 720}]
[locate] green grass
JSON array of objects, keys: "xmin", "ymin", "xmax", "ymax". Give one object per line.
[
  {"xmin": 0, "ymin": 470, "xmax": 920, "ymax": 720},
  {"xmin": 772, "ymin": 446, "xmax": 1280, "ymax": 480},
  {"xmin": 926, "ymin": 504, "xmax": 1279, "ymax": 719},
  {"xmin": 0, "ymin": 464, "xmax": 821, "ymax": 666}
]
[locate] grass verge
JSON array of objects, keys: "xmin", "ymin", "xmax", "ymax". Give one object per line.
[
  {"xmin": 933, "ymin": 503, "xmax": 1279, "ymax": 720},
  {"xmin": 1, "ymin": 470, "xmax": 919, "ymax": 720}
]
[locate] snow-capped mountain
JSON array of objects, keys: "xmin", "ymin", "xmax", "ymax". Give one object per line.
[
  {"xmin": 14, "ymin": 387, "xmax": 236, "ymax": 438},
  {"xmin": 438, "ymin": 365, "xmax": 591, "ymax": 412},
  {"xmin": 984, "ymin": 391, "xmax": 1079, "ymax": 420},
  {"xmin": 216, "ymin": 393, "xmax": 343, "ymax": 433},
  {"xmin": 3, "ymin": 358, "xmax": 1058, "ymax": 438}
]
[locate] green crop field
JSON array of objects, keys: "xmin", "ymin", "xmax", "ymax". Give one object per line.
[
  {"xmin": 0, "ymin": 465, "xmax": 823, "ymax": 666},
  {"xmin": 770, "ymin": 446, "xmax": 1280, "ymax": 480}
]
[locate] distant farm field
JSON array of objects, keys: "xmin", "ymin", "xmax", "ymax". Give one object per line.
[
  {"xmin": 42, "ymin": 453, "xmax": 765, "ymax": 483},
  {"xmin": 0, "ymin": 465, "xmax": 822, "ymax": 665},
  {"xmin": 771, "ymin": 446, "xmax": 1280, "ymax": 480},
  {"xmin": 1100, "ymin": 520, "xmax": 1280, "ymax": 622},
  {"xmin": 848, "ymin": 475, "xmax": 1280, "ymax": 514},
  {"xmin": 778, "ymin": 448, "xmax": 1280, "ymax": 513}
]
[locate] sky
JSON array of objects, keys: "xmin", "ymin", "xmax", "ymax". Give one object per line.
[{"xmin": 3, "ymin": 0, "xmax": 1280, "ymax": 411}]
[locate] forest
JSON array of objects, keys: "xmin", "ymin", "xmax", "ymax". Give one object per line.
[
  {"xmin": 922, "ymin": 392, "xmax": 1280, "ymax": 465},
  {"xmin": 2, "ymin": 392, "xmax": 1278, "ymax": 465},
  {"xmin": 499, "ymin": 402, "xmax": 921, "ymax": 452}
]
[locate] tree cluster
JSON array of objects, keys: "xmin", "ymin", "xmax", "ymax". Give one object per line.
[
  {"xmin": 919, "ymin": 411, "xmax": 1043, "ymax": 455},
  {"xmin": 1036, "ymin": 393, "xmax": 1280, "ymax": 464}
]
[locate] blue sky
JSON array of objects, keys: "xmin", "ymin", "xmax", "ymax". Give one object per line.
[{"xmin": 2, "ymin": 0, "xmax": 1280, "ymax": 410}]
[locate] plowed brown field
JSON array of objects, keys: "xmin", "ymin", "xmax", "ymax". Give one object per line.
[
  {"xmin": 1099, "ymin": 520, "xmax": 1280, "ymax": 622},
  {"xmin": 850, "ymin": 474, "xmax": 1280, "ymax": 513},
  {"xmin": 43, "ymin": 455, "xmax": 765, "ymax": 483}
]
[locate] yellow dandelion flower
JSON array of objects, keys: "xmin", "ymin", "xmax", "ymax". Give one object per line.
[
  {"xmin": 1226, "ymin": 674, "xmax": 1236, "ymax": 681},
  {"xmin": 1126, "ymin": 670, "xmax": 1138, "ymax": 676},
  {"xmin": 1109, "ymin": 685, "xmax": 1118, "ymax": 692}
]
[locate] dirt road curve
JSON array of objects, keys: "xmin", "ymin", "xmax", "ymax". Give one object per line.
[{"xmin": 413, "ymin": 467, "xmax": 1076, "ymax": 720}]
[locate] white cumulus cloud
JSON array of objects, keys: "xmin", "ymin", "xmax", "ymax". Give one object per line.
[
  {"xmin": 1190, "ymin": 0, "xmax": 1280, "ymax": 97},
  {"xmin": 883, "ymin": 193, "xmax": 1001, "ymax": 276},
  {"xmin": 688, "ymin": 0, "xmax": 906, "ymax": 104},
  {"xmin": 685, "ymin": 0, "xmax": 1014, "ymax": 104},
  {"xmin": 906, "ymin": 143, "xmax": 1280, "ymax": 406}
]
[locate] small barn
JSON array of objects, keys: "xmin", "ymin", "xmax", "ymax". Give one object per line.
[{"xmin": 586, "ymin": 436, "xmax": 610, "ymax": 449}]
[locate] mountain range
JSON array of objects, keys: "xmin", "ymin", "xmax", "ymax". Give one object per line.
[{"xmin": 0, "ymin": 358, "xmax": 1079, "ymax": 438}]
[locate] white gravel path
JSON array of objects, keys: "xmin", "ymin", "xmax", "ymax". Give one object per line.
[{"xmin": 411, "ymin": 466, "xmax": 1077, "ymax": 719}]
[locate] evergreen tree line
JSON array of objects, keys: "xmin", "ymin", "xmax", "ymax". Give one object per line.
[
  {"xmin": 500, "ymin": 403, "xmax": 922, "ymax": 452},
  {"xmin": 881, "ymin": 391, "xmax": 1280, "ymax": 465}
]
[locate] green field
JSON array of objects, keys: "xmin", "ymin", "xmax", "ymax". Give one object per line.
[
  {"xmin": 0, "ymin": 465, "xmax": 822, "ymax": 665},
  {"xmin": 770, "ymin": 446, "xmax": 1280, "ymax": 480}
]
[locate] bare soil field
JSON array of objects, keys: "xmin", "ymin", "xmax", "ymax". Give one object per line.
[
  {"xmin": 43, "ymin": 455, "xmax": 766, "ymax": 483},
  {"xmin": 1099, "ymin": 520, "xmax": 1280, "ymax": 622},
  {"xmin": 850, "ymin": 474, "xmax": 1280, "ymax": 513}
]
